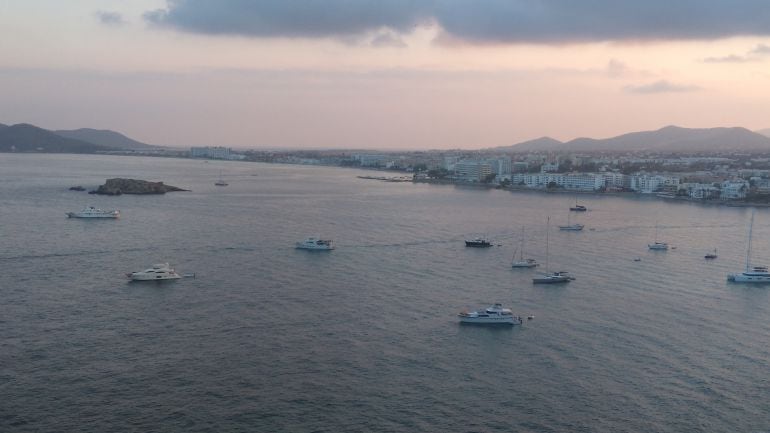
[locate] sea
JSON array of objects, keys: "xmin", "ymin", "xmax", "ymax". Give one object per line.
[{"xmin": 1, "ymin": 154, "xmax": 769, "ymax": 433}]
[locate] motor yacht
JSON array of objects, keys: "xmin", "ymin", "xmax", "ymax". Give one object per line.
[
  {"xmin": 458, "ymin": 303, "xmax": 523, "ymax": 325},
  {"xmin": 296, "ymin": 237, "xmax": 334, "ymax": 250},
  {"xmin": 66, "ymin": 206, "xmax": 119, "ymax": 218},
  {"xmin": 127, "ymin": 263, "xmax": 182, "ymax": 281},
  {"xmin": 465, "ymin": 238, "xmax": 492, "ymax": 247}
]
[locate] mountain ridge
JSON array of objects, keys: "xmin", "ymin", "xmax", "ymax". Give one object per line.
[
  {"xmin": 54, "ymin": 128, "xmax": 156, "ymax": 150},
  {"xmin": 500, "ymin": 125, "xmax": 770, "ymax": 152}
]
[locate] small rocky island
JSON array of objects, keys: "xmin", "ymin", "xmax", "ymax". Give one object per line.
[{"xmin": 90, "ymin": 178, "xmax": 188, "ymax": 195}]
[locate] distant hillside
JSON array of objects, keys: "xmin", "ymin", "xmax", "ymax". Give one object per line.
[
  {"xmin": 54, "ymin": 128, "xmax": 156, "ymax": 150},
  {"xmin": 0, "ymin": 123, "xmax": 7, "ymax": 129},
  {"xmin": 500, "ymin": 125, "xmax": 770, "ymax": 152},
  {"xmin": 757, "ymin": 128, "xmax": 770, "ymax": 138},
  {"xmin": 0, "ymin": 124, "xmax": 110, "ymax": 153},
  {"xmin": 492, "ymin": 137, "xmax": 563, "ymax": 152}
]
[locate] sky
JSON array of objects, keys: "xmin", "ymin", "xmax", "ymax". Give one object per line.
[{"xmin": 1, "ymin": 0, "xmax": 770, "ymax": 150}]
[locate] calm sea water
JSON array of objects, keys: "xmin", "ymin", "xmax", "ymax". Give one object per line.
[{"xmin": 1, "ymin": 154, "xmax": 769, "ymax": 432}]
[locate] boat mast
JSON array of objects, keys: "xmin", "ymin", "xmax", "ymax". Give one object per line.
[
  {"xmin": 545, "ymin": 216, "xmax": 550, "ymax": 272},
  {"xmin": 520, "ymin": 226, "xmax": 525, "ymax": 260},
  {"xmin": 746, "ymin": 210, "xmax": 755, "ymax": 272}
]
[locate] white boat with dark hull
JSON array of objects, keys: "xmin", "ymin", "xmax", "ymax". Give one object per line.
[
  {"xmin": 296, "ymin": 237, "xmax": 334, "ymax": 250},
  {"xmin": 458, "ymin": 303, "xmax": 523, "ymax": 325},
  {"xmin": 66, "ymin": 206, "xmax": 119, "ymax": 219},
  {"xmin": 728, "ymin": 211, "xmax": 770, "ymax": 283},
  {"xmin": 127, "ymin": 263, "xmax": 182, "ymax": 281},
  {"xmin": 570, "ymin": 198, "xmax": 587, "ymax": 212}
]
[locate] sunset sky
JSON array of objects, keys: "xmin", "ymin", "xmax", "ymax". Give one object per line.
[{"xmin": 2, "ymin": 0, "xmax": 770, "ymax": 149}]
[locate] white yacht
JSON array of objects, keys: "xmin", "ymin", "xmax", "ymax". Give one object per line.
[
  {"xmin": 533, "ymin": 217, "xmax": 574, "ymax": 284},
  {"xmin": 512, "ymin": 227, "xmax": 538, "ymax": 268},
  {"xmin": 458, "ymin": 303, "xmax": 523, "ymax": 325},
  {"xmin": 728, "ymin": 211, "xmax": 770, "ymax": 283},
  {"xmin": 648, "ymin": 222, "xmax": 668, "ymax": 250},
  {"xmin": 127, "ymin": 263, "xmax": 182, "ymax": 281},
  {"xmin": 66, "ymin": 206, "xmax": 119, "ymax": 218},
  {"xmin": 296, "ymin": 237, "xmax": 334, "ymax": 250}
]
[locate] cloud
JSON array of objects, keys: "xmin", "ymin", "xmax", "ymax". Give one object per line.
[
  {"xmin": 750, "ymin": 43, "xmax": 770, "ymax": 54},
  {"xmin": 703, "ymin": 54, "xmax": 754, "ymax": 63},
  {"xmin": 144, "ymin": 0, "xmax": 432, "ymax": 38},
  {"xmin": 370, "ymin": 32, "xmax": 408, "ymax": 48},
  {"xmin": 96, "ymin": 10, "xmax": 126, "ymax": 26},
  {"xmin": 702, "ymin": 43, "xmax": 770, "ymax": 63},
  {"xmin": 624, "ymin": 80, "xmax": 701, "ymax": 94},
  {"xmin": 606, "ymin": 59, "xmax": 627, "ymax": 78},
  {"xmin": 144, "ymin": 0, "xmax": 770, "ymax": 43}
]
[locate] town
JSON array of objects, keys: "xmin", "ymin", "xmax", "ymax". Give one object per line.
[{"xmin": 187, "ymin": 145, "xmax": 770, "ymax": 204}]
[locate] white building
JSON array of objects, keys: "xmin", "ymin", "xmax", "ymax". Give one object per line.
[
  {"xmin": 190, "ymin": 146, "xmax": 233, "ymax": 160},
  {"xmin": 630, "ymin": 174, "xmax": 680, "ymax": 194},
  {"xmin": 455, "ymin": 160, "xmax": 492, "ymax": 182},
  {"xmin": 720, "ymin": 180, "xmax": 749, "ymax": 200}
]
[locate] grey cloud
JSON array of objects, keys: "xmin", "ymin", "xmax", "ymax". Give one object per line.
[
  {"xmin": 370, "ymin": 32, "xmax": 408, "ymax": 48},
  {"xmin": 96, "ymin": 10, "xmax": 126, "ymax": 26},
  {"xmin": 144, "ymin": 0, "xmax": 432, "ymax": 38},
  {"xmin": 624, "ymin": 80, "xmax": 701, "ymax": 94},
  {"xmin": 144, "ymin": 0, "xmax": 770, "ymax": 43}
]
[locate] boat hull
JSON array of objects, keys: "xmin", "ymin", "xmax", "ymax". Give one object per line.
[
  {"xmin": 66, "ymin": 212, "xmax": 119, "ymax": 218},
  {"xmin": 465, "ymin": 242, "xmax": 492, "ymax": 247},
  {"xmin": 727, "ymin": 274, "xmax": 770, "ymax": 283},
  {"xmin": 532, "ymin": 277, "xmax": 571, "ymax": 284},
  {"xmin": 512, "ymin": 261, "xmax": 538, "ymax": 268},
  {"xmin": 459, "ymin": 317, "xmax": 520, "ymax": 325},
  {"xmin": 128, "ymin": 274, "xmax": 181, "ymax": 281}
]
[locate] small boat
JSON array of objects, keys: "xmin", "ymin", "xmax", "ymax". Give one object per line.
[
  {"xmin": 533, "ymin": 271, "xmax": 575, "ymax": 284},
  {"xmin": 570, "ymin": 198, "xmax": 587, "ymax": 212},
  {"xmin": 127, "ymin": 263, "xmax": 182, "ymax": 281},
  {"xmin": 728, "ymin": 211, "xmax": 770, "ymax": 283},
  {"xmin": 648, "ymin": 222, "xmax": 668, "ymax": 250},
  {"xmin": 215, "ymin": 170, "xmax": 228, "ymax": 186},
  {"xmin": 633, "ymin": 257, "xmax": 641, "ymax": 262},
  {"xmin": 465, "ymin": 238, "xmax": 492, "ymax": 248},
  {"xmin": 559, "ymin": 212, "xmax": 584, "ymax": 231},
  {"xmin": 296, "ymin": 237, "xmax": 334, "ymax": 250},
  {"xmin": 705, "ymin": 249, "xmax": 718, "ymax": 259},
  {"xmin": 458, "ymin": 303, "xmax": 523, "ymax": 325},
  {"xmin": 66, "ymin": 206, "xmax": 120, "ymax": 218}
]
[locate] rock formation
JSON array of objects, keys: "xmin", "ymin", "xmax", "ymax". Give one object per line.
[{"xmin": 92, "ymin": 178, "xmax": 188, "ymax": 195}]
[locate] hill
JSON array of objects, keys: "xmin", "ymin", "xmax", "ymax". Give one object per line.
[
  {"xmin": 501, "ymin": 126, "xmax": 770, "ymax": 153},
  {"xmin": 54, "ymin": 128, "xmax": 156, "ymax": 150},
  {"xmin": 0, "ymin": 123, "xmax": 110, "ymax": 153},
  {"xmin": 756, "ymin": 128, "xmax": 770, "ymax": 138},
  {"xmin": 491, "ymin": 137, "xmax": 563, "ymax": 152}
]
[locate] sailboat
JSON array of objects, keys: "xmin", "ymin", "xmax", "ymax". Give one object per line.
[
  {"xmin": 648, "ymin": 222, "xmax": 668, "ymax": 250},
  {"xmin": 215, "ymin": 170, "xmax": 228, "ymax": 186},
  {"xmin": 533, "ymin": 216, "xmax": 575, "ymax": 284},
  {"xmin": 704, "ymin": 249, "xmax": 718, "ymax": 259},
  {"xmin": 569, "ymin": 198, "xmax": 587, "ymax": 211},
  {"xmin": 728, "ymin": 210, "xmax": 770, "ymax": 282},
  {"xmin": 559, "ymin": 211, "xmax": 584, "ymax": 231},
  {"xmin": 512, "ymin": 227, "xmax": 538, "ymax": 268}
]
